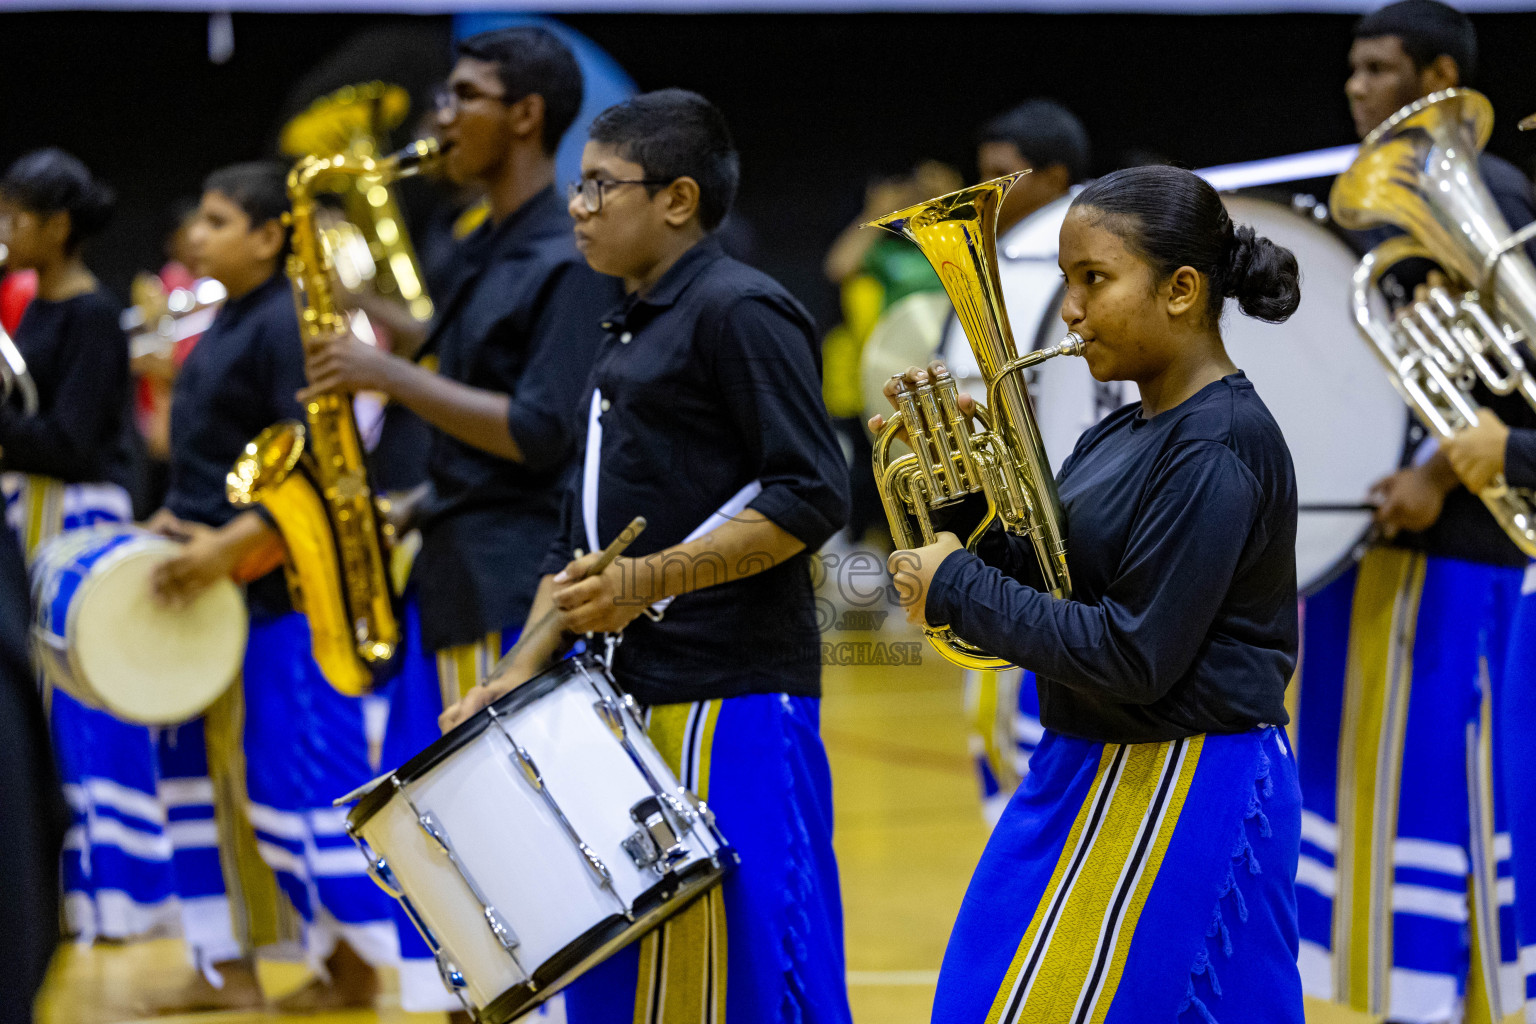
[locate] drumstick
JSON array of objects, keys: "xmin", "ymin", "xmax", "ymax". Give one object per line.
[{"xmin": 482, "ymin": 516, "xmax": 647, "ymax": 685}]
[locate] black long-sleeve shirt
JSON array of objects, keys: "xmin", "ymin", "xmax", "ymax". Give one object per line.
[
  {"xmin": 0, "ymin": 288, "xmax": 133, "ymax": 491},
  {"xmin": 541, "ymin": 238, "xmax": 850, "ymax": 706},
  {"xmin": 412, "ymin": 186, "xmax": 619, "ymax": 650},
  {"xmin": 927, "ymin": 373, "xmax": 1297, "ymax": 744},
  {"xmin": 165, "ymin": 271, "xmax": 306, "ymax": 615},
  {"xmin": 1347, "ymin": 151, "xmax": 1536, "ymax": 567}
]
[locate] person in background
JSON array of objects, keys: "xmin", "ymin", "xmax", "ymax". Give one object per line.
[
  {"xmin": 0, "ymin": 149, "xmax": 185, "ymax": 971},
  {"xmin": 148, "ymin": 162, "xmax": 401, "ymax": 1012},
  {"xmin": 297, "ymin": 26, "xmax": 619, "ymax": 1013},
  {"xmin": 1294, "ymin": 3, "xmax": 1536, "ymax": 1019}
]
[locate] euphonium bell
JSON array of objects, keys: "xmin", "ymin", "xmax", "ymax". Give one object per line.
[
  {"xmin": 866, "ymin": 172, "xmax": 1084, "ymax": 670},
  {"xmin": 1330, "ymin": 88, "xmax": 1536, "ymax": 555}
]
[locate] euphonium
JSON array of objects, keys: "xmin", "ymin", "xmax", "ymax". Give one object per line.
[
  {"xmin": 1330, "ymin": 88, "xmax": 1536, "ymax": 556},
  {"xmin": 226, "ymin": 137, "xmax": 445, "ymax": 696},
  {"xmin": 867, "ymin": 172, "xmax": 1084, "ymax": 670}
]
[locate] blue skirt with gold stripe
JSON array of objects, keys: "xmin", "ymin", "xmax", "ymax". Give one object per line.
[{"xmin": 934, "ymin": 726, "xmax": 1301, "ymax": 1024}]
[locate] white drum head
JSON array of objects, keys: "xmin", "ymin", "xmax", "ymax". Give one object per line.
[
  {"xmin": 1219, "ymin": 196, "xmax": 1407, "ymax": 592},
  {"xmin": 73, "ymin": 541, "xmax": 247, "ymax": 724}
]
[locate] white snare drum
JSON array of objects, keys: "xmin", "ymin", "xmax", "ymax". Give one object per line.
[
  {"xmin": 919, "ymin": 192, "xmax": 1408, "ymax": 594},
  {"xmin": 31, "ymin": 525, "xmax": 247, "ymax": 724},
  {"xmin": 345, "ymin": 654, "xmax": 735, "ymax": 1021}
]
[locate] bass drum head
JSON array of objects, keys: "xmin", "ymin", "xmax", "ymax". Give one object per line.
[
  {"xmin": 1218, "ymin": 195, "xmax": 1407, "ymax": 593},
  {"xmin": 73, "ymin": 535, "xmax": 247, "ymax": 724}
]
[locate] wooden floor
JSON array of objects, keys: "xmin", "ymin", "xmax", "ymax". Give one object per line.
[{"xmin": 36, "ymin": 619, "xmax": 990, "ymax": 1023}]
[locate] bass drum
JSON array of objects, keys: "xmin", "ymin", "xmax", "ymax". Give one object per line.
[{"xmin": 880, "ymin": 192, "xmax": 1407, "ymax": 594}]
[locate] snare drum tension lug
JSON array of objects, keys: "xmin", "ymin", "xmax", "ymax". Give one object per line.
[{"xmin": 623, "ymin": 795, "xmax": 689, "ymax": 874}]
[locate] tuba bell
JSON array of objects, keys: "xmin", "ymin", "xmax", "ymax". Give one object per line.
[
  {"xmin": 867, "ymin": 172, "xmax": 1084, "ymax": 670},
  {"xmin": 1330, "ymin": 87, "xmax": 1536, "ymax": 556}
]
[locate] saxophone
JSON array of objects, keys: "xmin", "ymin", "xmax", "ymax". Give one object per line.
[{"xmin": 226, "ymin": 138, "xmax": 445, "ymax": 696}]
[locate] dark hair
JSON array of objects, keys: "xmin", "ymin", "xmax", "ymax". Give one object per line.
[
  {"xmin": 0, "ymin": 149, "xmax": 115, "ymax": 251},
  {"xmin": 1071, "ymin": 165, "xmax": 1301, "ymax": 324},
  {"xmin": 204, "ymin": 162, "xmax": 289, "ymax": 228},
  {"xmin": 1355, "ymin": 0, "xmax": 1477, "ymax": 81},
  {"xmin": 588, "ymin": 89, "xmax": 740, "ymax": 232},
  {"xmin": 456, "ymin": 26, "xmax": 584, "ymax": 154},
  {"xmin": 977, "ymin": 99, "xmax": 1092, "ymax": 185}
]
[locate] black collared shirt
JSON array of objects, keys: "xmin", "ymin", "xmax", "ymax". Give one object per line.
[
  {"xmin": 1346, "ymin": 152, "xmax": 1536, "ymax": 567},
  {"xmin": 0, "ymin": 287, "xmax": 133, "ymax": 491},
  {"xmin": 541, "ymin": 238, "xmax": 849, "ymax": 706},
  {"xmin": 165, "ymin": 271, "xmax": 305, "ymax": 614},
  {"xmin": 929, "ymin": 374, "xmax": 1298, "ymax": 744},
  {"xmin": 412, "ymin": 186, "xmax": 618, "ymax": 650}
]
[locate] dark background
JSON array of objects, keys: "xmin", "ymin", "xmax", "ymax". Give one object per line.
[{"xmin": 4, "ymin": 9, "xmax": 1536, "ymax": 324}]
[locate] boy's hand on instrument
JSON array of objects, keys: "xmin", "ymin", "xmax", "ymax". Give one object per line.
[
  {"xmin": 1442, "ymin": 411, "xmax": 1509, "ymax": 493},
  {"xmin": 1369, "ymin": 464, "xmax": 1449, "ymax": 537},
  {"xmin": 144, "ymin": 507, "xmax": 195, "ymax": 541},
  {"xmin": 152, "ymin": 525, "xmax": 238, "ymax": 608},
  {"xmin": 298, "ymin": 329, "xmax": 393, "ymax": 401},
  {"xmin": 438, "ymin": 662, "xmax": 537, "ymax": 733},
  {"xmin": 552, "ymin": 553, "xmax": 647, "ymax": 634},
  {"xmin": 888, "ymin": 530, "xmax": 964, "ymax": 626}
]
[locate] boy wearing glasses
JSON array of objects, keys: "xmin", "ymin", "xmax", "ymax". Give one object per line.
[
  {"xmin": 442, "ymin": 89, "xmax": 854, "ymax": 1024},
  {"xmin": 300, "ymin": 24, "xmax": 618, "ymax": 1012}
]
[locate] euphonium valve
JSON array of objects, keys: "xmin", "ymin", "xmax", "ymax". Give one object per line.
[
  {"xmin": 866, "ymin": 173, "xmax": 1084, "ymax": 670},
  {"xmin": 1330, "ymin": 88, "xmax": 1536, "ymax": 555}
]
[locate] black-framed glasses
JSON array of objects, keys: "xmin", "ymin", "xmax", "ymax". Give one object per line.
[
  {"xmin": 431, "ymin": 83, "xmax": 509, "ymax": 114},
  {"xmin": 567, "ymin": 178, "xmax": 672, "ymax": 214}
]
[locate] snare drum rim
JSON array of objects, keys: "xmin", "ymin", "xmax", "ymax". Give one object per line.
[
  {"xmin": 477, "ymin": 856, "xmax": 733, "ymax": 1023},
  {"xmin": 347, "ymin": 653, "xmax": 601, "ymax": 830}
]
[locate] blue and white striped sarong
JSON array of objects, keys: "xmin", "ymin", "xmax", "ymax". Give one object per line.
[
  {"xmin": 1294, "ymin": 548, "xmax": 1527, "ymax": 1022},
  {"xmin": 935, "ymin": 725, "xmax": 1301, "ymax": 1024},
  {"xmin": 1497, "ymin": 563, "xmax": 1536, "ymax": 1016},
  {"xmin": 241, "ymin": 608, "xmax": 401, "ymax": 972},
  {"xmin": 3, "ymin": 474, "xmax": 195, "ymax": 944}
]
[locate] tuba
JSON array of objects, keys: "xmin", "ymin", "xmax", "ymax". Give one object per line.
[
  {"xmin": 1331, "ymin": 87, "xmax": 1536, "ymax": 556},
  {"xmin": 867, "ymin": 172, "xmax": 1084, "ymax": 670},
  {"xmin": 226, "ymin": 138, "xmax": 445, "ymax": 696}
]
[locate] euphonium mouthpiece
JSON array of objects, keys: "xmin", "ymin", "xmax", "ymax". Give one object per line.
[{"xmin": 1060, "ymin": 332, "xmax": 1086, "ymax": 357}]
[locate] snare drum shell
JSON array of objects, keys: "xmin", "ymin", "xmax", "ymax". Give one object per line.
[
  {"xmin": 31, "ymin": 527, "xmax": 247, "ymax": 724},
  {"xmin": 349, "ymin": 656, "xmax": 732, "ymax": 1017}
]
